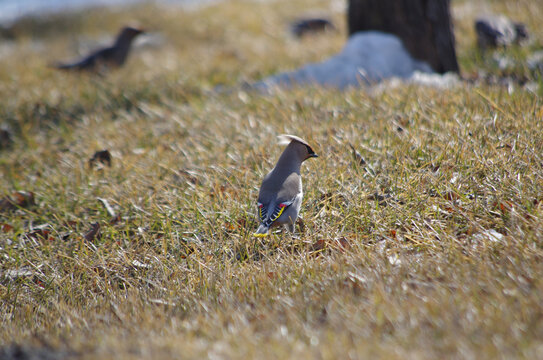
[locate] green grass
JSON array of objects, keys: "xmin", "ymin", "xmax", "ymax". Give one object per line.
[{"xmin": 1, "ymin": 0, "xmax": 543, "ymax": 359}]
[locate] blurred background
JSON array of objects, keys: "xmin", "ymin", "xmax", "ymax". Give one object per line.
[{"xmin": 0, "ymin": 0, "xmax": 222, "ymax": 25}]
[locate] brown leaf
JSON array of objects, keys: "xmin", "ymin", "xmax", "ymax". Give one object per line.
[
  {"xmin": 89, "ymin": 150, "xmax": 112, "ymax": 168},
  {"xmin": 1, "ymin": 223, "xmax": 13, "ymax": 232},
  {"xmin": 388, "ymin": 230, "xmax": 397, "ymax": 239},
  {"xmin": 311, "ymin": 239, "xmax": 327, "ymax": 252},
  {"xmin": 335, "ymin": 237, "xmax": 351, "ymax": 252},
  {"xmin": 494, "ymin": 201, "xmax": 514, "ymax": 214},
  {"xmin": 395, "ymin": 114, "xmax": 410, "ymax": 127},
  {"xmin": 13, "ymin": 191, "xmax": 35, "ymax": 207},
  {"xmin": 109, "ymin": 214, "xmax": 122, "ymax": 225},
  {"xmin": 25, "ymin": 228, "xmax": 53, "ymax": 242},
  {"xmin": 84, "ymin": 222, "xmax": 101, "ymax": 242},
  {"xmin": 225, "ymin": 222, "xmax": 236, "ymax": 232},
  {"xmin": 34, "ymin": 278, "xmax": 45, "ymax": 288},
  {"xmin": 0, "ymin": 191, "xmax": 35, "ymax": 213}
]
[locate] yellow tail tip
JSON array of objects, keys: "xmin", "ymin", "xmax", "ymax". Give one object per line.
[{"xmin": 253, "ymin": 232, "xmax": 269, "ymax": 237}]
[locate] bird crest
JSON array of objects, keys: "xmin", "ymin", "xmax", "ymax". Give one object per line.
[{"xmin": 278, "ymin": 134, "xmax": 311, "ymax": 147}]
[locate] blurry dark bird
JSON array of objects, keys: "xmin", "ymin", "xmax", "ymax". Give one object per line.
[
  {"xmin": 89, "ymin": 150, "xmax": 112, "ymax": 168},
  {"xmin": 54, "ymin": 26, "xmax": 144, "ymax": 72},
  {"xmin": 0, "ymin": 128, "xmax": 12, "ymax": 150},
  {"xmin": 475, "ymin": 15, "xmax": 528, "ymax": 49},
  {"xmin": 290, "ymin": 18, "xmax": 336, "ymax": 38}
]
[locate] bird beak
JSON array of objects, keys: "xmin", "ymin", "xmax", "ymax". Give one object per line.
[{"xmin": 309, "ymin": 153, "xmax": 319, "ymax": 158}]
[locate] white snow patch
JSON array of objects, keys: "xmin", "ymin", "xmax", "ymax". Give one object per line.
[
  {"xmin": 388, "ymin": 254, "xmax": 402, "ymax": 266},
  {"xmin": 408, "ymin": 71, "xmax": 460, "ymax": 88},
  {"xmin": 253, "ymin": 31, "xmax": 437, "ymax": 91},
  {"xmin": 473, "ymin": 229, "xmax": 504, "ymax": 243}
]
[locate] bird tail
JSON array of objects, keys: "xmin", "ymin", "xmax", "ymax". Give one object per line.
[
  {"xmin": 49, "ymin": 62, "xmax": 79, "ymax": 70},
  {"xmin": 50, "ymin": 57, "xmax": 94, "ymax": 71},
  {"xmin": 253, "ymin": 224, "xmax": 270, "ymax": 237}
]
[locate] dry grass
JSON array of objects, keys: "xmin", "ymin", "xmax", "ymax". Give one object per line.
[{"xmin": 1, "ymin": 0, "xmax": 543, "ymax": 359}]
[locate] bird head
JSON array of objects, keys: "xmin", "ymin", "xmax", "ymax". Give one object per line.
[
  {"xmin": 278, "ymin": 134, "xmax": 318, "ymax": 161},
  {"xmin": 119, "ymin": 26, "xmax": 145, "ymax": 40}
]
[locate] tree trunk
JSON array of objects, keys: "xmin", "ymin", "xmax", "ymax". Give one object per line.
[{"xmin": 347, "ymin": 0, "xmax": 459, "ymax": 74}]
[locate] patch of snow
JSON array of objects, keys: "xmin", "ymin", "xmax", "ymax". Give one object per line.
[
  {"xmin": 388, "ymin": 254, "xmax": 402, "ymax": 266},
  {"xmin": 4, "ymin": 268, "xmax": 34, "ymax": 279},
  {"xmin": 473, "ymin": 229, "xmax": 504, "ymax": 243},
  {"xmin": 408, "ymin": 71, "xmax": 460, "ymax": 88},
  {"xmin": 0, "ymin": 0, "xmax": 143, "ymax": 25},
  {"xmin": 0, "ymin": 0, "xmax": 221, "ymax": 26},
  {"xmin": 252, "ymin": 31, "xmax": 435, "ymax": 91},
  {"xmin": 527, "ymin": 50, "xmax": 543, "ymax": 72},
  {"xmin": 492, "ymin": 53, "xmax": 516, "ymax": 70}
]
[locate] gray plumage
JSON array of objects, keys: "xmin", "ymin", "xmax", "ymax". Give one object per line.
[
  {"xmin": 254, "ymin": 135, "xmax": 318, "ymax": 236},
  {"xmin": 54, "ymin": 26, "xmax": 144, "ymax": 72}
]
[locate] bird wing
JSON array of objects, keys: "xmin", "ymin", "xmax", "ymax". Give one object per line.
[
  {"xmin": 257, "ymin": 171, "xmax": 301, "ymax": 227},
  {"xmin": 55, "ymin": 47, "xmax": 116, "ymax": 71},
  {"xmin": 257, "ymin": 198, "xmax": 295, "ymax": 228},
  {"xmin": 475, "ymin": 20, "xmax": 504, "ymax": 39}
]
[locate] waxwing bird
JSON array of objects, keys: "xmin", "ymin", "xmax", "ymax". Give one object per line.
[
  {"xmin": 54, "ymin": 26, "xmax": 144, "ymax": 72},
  {"xmin": 290, "ymin": 18, "xmax": 336, "ymax": 38},
  {"xmin": 475, "ymin": 15, "xmax": 528, "ymax": 49},
  {"xmin": 254, "ymin": 135, "xmax": 318, "ymax": 237}
]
